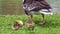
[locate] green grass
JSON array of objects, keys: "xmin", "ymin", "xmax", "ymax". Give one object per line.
[{"xmin": 0, "ymin": 14, "xmax": 60, "ymax": 34}]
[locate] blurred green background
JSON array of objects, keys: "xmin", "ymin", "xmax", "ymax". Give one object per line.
[{"xmin": 0, "ymin": 0, "xmax": 60, "ymax": 15}]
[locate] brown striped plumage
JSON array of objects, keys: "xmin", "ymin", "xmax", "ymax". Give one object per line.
[
  {"xmin": 23, "ymin": 0, "xmax": 52, "ymax": 30},
  {"xmin": 23, "ymin": 0, "xmax": 51, "ymax": 15}
]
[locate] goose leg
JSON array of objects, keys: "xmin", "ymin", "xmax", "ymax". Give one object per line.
[
  {"xmin": 26, "ymin": 15, "xmax": 35, "ymax": 30},
  {"xmin": 39, "ymin": 14, "xmax": 45, "ymax": 25},
  {"xmin": 29, "ymin": 15, "xmax": 33, "ymax": 21}
]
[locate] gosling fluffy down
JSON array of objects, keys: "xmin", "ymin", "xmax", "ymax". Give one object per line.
[{"xmin": 11, "ymin": 20, "xmax": 23, "ymax": 30}]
